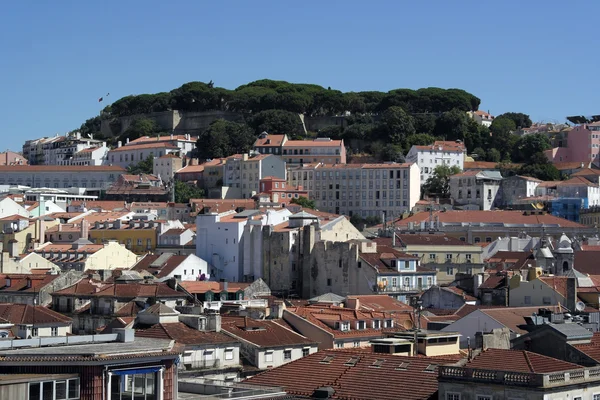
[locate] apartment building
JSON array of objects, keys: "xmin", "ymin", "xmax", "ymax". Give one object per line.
[
  {"xmin": 22, "ymin": 132, "xmax": 106, "ymax": 165},
  {"xmin": 406, "ymin": 140, "xmax": 466, "ymax": 183},
  {"xmin": 70, "ymin": 145, "xmax": 109, "ymax": 166},
  {"xmin": 220, "ymin": 153, "xmax": 286, "ymax": 199},
  {"xmin": 128, "ymin": 134, "xmax": 197, "ymax": 156},
  {"xmin": 288, "ymin": 162, "xmax": 420, "ymax": 218},
  {"xmin": 545, "ymin": 122, "xmax": 600, "ymax": 166},
  {"xmin": 107, "ymin": 142, "xmax": 180, "ymax": 168},
  {"xmin": 0, "ymin": 165, "xmax": 124, "ymax": 190},
  {"xmin": 253, "ymin": 133, "xmax": 346, "ymax": 164},
  {"xmin": 449, "ymin": 170, "xmax": 503, "ymax": 210},
  {"xmin": 153, "ymin": 154, "xmax": 183, "ymax": 183}
]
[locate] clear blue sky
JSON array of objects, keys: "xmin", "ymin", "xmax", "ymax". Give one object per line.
[{"xmin": 1, "ymin": 1, "xmax": 598, "ymax": 151}]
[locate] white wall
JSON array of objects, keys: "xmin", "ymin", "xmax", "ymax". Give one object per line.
[
  {"xmin": 165, "ymin": 254, "xmax": 209, "ymax": 281},
  {"xmin": 441, "ymin": 309, "xmax": 504, "ymax": 347},
  {"xmin": 255, "ymin": 345, "xmax": 318, "ymax": 369},
  {"xmin": 182, "ymin": 344, "xmax": 240, "ymax": 369},
  {"xmin": 0, "ymin": 198, "xmax": 29, "ymax": 219}
]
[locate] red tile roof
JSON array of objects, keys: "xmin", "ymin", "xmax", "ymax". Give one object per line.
[
  {"xmin": 284, "ymin": 138, "xmax": 343, "ymax": 148},
  {"xmin": 52, "ymin": 278, "xmax": 107, "ymax": 296},
  {"xmin": 179, "ymin": 281, "xmax": 249, "ymax": 294},
  {"xmin": 574, "ymin": 251, "xmax": 600, "ymax": 274},
  {"xmin": 394, "ymin": 233, "xmax": 469, "ymax": 247},
  {"xmin": 0, "ymin": 165, "xmax": 125, "ymax": 172},
  {"xmin": 345, "ymin": 295, "xmax": 413, "ymax": 313},
  {"xmin": 538, "ymin": 276, "xmax": 569, "ymax": 299},
  {"xmin": 287, "ymin": 305, "xmax": 415, "ymax": 339},
  {"xmin": 0, "ymin": 274, "xmax": 61, "ymax": 294},
  {"xmin": 479, "ymin": 306, "xmax": 564, "ymax": 334},
  {"xmin": 191, "ymin": 199, "xmax": 257, "ymax": 214},
  {"xmin": 136, "ymin": 322, "xmax": 237, "ymax": 345},
  {"xmin": 221, "ymin": 316, "xmax": 316, "ymax": 347},
  {"xmin": 254, "ymin": 135, "xmax": 287, "ymax": 148},
  {"xmin": 131, "ymin": 254, "xmax": 189, "ymax": 279},
  {"xmin": 109, "ymin": 143, "xmax": 179, "ymax": 152},
  {"xmin": 467, "ymin": 348, "xmax": 582, "ymax": 373},
  {"xmin": 389, "ymin": 210, "xmax": 585, "ymax": 229},
  {"xmin": 114, "ymin": 301, "xmax": 144, "ymax": 317},
  {"xmin": 574, "ymin": 332, "xmax": 600, "ymax": 362},
  {"xmin": 0, "ymin": 303, "xmax": 71, "ymax": 325},
  {"xmin": 359, "ymin": 245, "xmax": 434, "ymax": 275},
  {"xmin": 478, "ymin": 274, "xmax": 507, "ymax": 289},
  {"xmin": 572, "ymin": 168, "xmax": 600, "ymax": 177},
  {"xmin": 413, "ymin": 140, "xmax": 466, "ymax": 152},
  {"xmin": 91, "ymin": 283, "xmax": 185, "ymax": 298},
  {"xmin": 244, "ymin": 349, "xmax": 447, "ymax": 400}
]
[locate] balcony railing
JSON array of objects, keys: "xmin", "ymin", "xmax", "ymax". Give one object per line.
[
  {"xmin": 438, "ymin": 365, "xmax": 600, "ymax": 388},
  {"xmin": 375, "ymin": 284, "xmax": 432, "ymax": 293}
]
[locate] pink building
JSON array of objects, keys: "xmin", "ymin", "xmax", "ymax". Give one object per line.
[{"xmin": 545, "ymin": 122, "xmax": 600, "ymax": 166}]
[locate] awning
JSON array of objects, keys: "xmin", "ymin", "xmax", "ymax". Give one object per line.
[{"xmin": 110, "ymin": 367, "xmax": 162, "ymax": 376}]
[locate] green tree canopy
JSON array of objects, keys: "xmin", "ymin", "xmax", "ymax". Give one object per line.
[
  {"xmin": 433, "ymin": 108, "xmax": 479, "ymax": 142},
  {"xmin": 511, "ymin": 133, "xmax": 552, "ymax": 163},
  {"xmin": 119, "ymin": 118, "xmax": 160, "ymax": 143},
  {"xmin": 422, "ymin": 165, "xmax": 462, "ymax": 198},
  {"xmin": 496, "ymin": 112, "xmax": 532, "ymax": 129},
  {"xmin": 196, "ymin": 120, "xmax": 255, "ymax": 160},
  {"xmin": 290, "ymin": 196, "xmax": 316, "ymax": 209},
  {"xmin": 489, "ymin": 117, "xmax": 517, "ymax": 154},
  {"xmin": 127, "ymin": 155, "xmax": 154, "ymax": 175},
  {"xmin": 174, "ymin": 181, "xmax": 205, "ymax": 203},
  {"xmin": 518, "ymin": 152, "xmax": 560, "ymax": 181},
  {"xmin": 379, "ymin": 106, "xmax": 415, "ymax": 145},
  {"xmin": 247, "ymin": 109, "xmax": 302, "ymax": 135}
]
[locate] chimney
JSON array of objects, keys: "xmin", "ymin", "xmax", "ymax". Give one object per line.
[
  {"xmin": 243, "ymin": 153, "xmax": 248, "ymax": 161},
  {"xmin": 8, "ymin": 240, "xmax": 18, "ymax": 258},
  {"xmin": 206, "ymin": 312, "xmax": 222, "ymax": 332},
  {"xmin": 170, "ymin": 133, "xmax": 174, "ymax": 140},
  {"xmin": 118, "ymin": 141, "xmax": 122, "ymax": 148},
  {"xmin": 38, "ymin": 218, "xmax": 46, "ymax": 247},
  {"xmin": 566, "ymin": 277, "xmax": 577, "ymax": 313},
  {"xmin": 80, "ymin": 219, "xmax": 89, "ymax": 239},
  {"xmin": 157, "ymin": 134, "xmax": 161, "ymax": 141},
  {"xmin": 126, "ymin": 138, "xmax": 129, "ymax": 144},
  {"xmin": 58, "ymin": 224, "xmax": 63, "ymax": 232}
]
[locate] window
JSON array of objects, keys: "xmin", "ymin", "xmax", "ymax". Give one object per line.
[
  {"xmin": 264, "ymin": 351, "xmax": 274, "ymax": 363},
  {"xmin": 353, "ymin": 341, "xmax": 360, "ymax": 347},
  {"xmin": 327, "ymin": 278, "xmax": 332, "ymax": 286},
  {"xmin": 429, "ymin": 254, "xmax": 436, "ymax": 260},
  {"xmin": 476, "ymin": 396, "xmax": 492, "ymax": 400},
  {"xmin": 446, "ymin": 394, "xmax": 461, "ymax": 400},
  {"xmin": 593, "ymin": 395, "xmax": 600, "ymax": 400},
  {"xmin": 32, "ymin": 327, "xmax": 38, "ymax": 337},
  {"xmin": 225, "ymin": 349, "xmax": 234, "ymax": 360},
  {"xmin": 51, "ymin": 327, "xmax": 58, "ymax": 336},
  {"xmin": 543, "ymin": 296, "xmax": 552, "ymax": 305},
  {"xmin": 524, "ymin": 296, "xmax": 532, "ymax": 305},
  {"xmin": 336, "ymin": 342, "xmax": 344, "ymax": 348},
  {"xmin": 446, "ymin": 254, "xmax": 452, "ymax": 260},
  {"xmin": 302, "ymin": 348, "xmax": 310, "ymax": 357},
  {"xmin": 447, "ymin": 267, "xmax": 454, "ymax": 275},
  {"xmin": 137, "ymin": 238, "xmax": 142, "ymax": 246},
  {"xmin": 284, "ymin": 350, "xmax": 292, "ymax": 360},
  {"xmin": 340, "ymin": 322, "xmax": 350, "ymax": 332}
]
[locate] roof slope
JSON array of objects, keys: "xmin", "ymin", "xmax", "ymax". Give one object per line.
[
  {"xmin": 221, "ymin": 317, "xmax": 316, "ymax": 348},
  {"xmin": 136, "ymin": 322, "xmax": 237, "ymax": 345},
  {"xmin": 244, "ymin": 349, "xmax": 448, "ymax": 400},
  {"xmin": 467, "ymin": 348, "xmax": 582, "ymax": 373},
  {"xmin": 0, "ymin": 304, "xmax": 72, "ymax": 325}
]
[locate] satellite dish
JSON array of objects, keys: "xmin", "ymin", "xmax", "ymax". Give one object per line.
[
  {"xmin": 576, "ymin": 301, "xmax": 586, "ymax": 312},
  {"xmin": 0, "ymin": 331, "xmax": 9, "ymax": 338}
]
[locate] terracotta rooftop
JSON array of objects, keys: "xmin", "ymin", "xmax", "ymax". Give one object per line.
[
  {"xmin": 109, "ymin": 143, "xmax": 179, "ymax": 152},
  {"xmin": 538, "ymin": 276, "xmax": 569, "ymax": 299},
  {"xmin": 191, "ymin": 199, "xmax": 256, "ymax": 214},
  {"xmin": 394, "ymin": 233, "xmax": 470, "ymax": 247},
  {"xmin": 467, "ymin": 348, "xmax": 582, "ymax": 373},
  {"xmin": 131, "ymin": 254, "xmax": 189, "ymax": 279},
  {"xmin": 52, "ymin": 278, "xmax": 107, "ymax": 296},
  {"xmin": 479, "ymin": 306, "xmax": 564, "ymax": 335},
  {"xmin": 464, "ymin": 161, "xmax": 522, "ymax": 170},
  {"xmin": 284, "ymin": 138, "xmax": 343, "ymax": 148},
  {"xmin": 412, "ymin": 140, "xmax": 466, "ymax": 152},
  {"xmin": 221, "ymin": 316, "xmax": 316, "ymax": 348},
  {"xmin": 136, "ymin": 322, "xmax": 237, "ymax": 345},
  {"xmin": 0, "ymin": 274, "xmax": 61, "ymax": 294},
  {"xmin": 0, "ymin": 303, "xmax": 71, "ymax": 325},
  {"xmin": 574, "ymin": 251, "xmax": 600, "ymax": 275},
  {"xmin": 573, "ymin": 332, "xmax": 600, "ymax": 362},
  {"xmin": 176, "ymin": 164, "xmax": 204, "ymax": 174},
  {"xmin": 253, "ymin": 134, "xmax": 287, "ymax": 148},
  {"xmin": 90, "ymin": 283, "xmax": 185, "ymax": 299},
  {"xmin": 359, "ymin": 245, "xmax": 435, "ymax": 276},
  {"xmin": 287, "ymin": 305, "xmax": 415, "ymax": 339},
  {"xmin": 388, "ymin": 210, "xmax": 585, "ymax": 229},
  {"xmin": 244, "ymin": 348, "xmax": 449, "ymax": 400},
  {"xmin": 129, "ymin": 135, "xmax": 195, "ymax": 144},
  {"xmin": 478, "ymin": 274, "xmax": 507, "ymax": 290},
  {"xmin": 179, "ymin": 281, "xmax": 249, "ymax": 294},
  {"xmin": 344, "ymin": 295, "xmax": 413, "ymax": 313},
  {"xmin": 572, "ymin": 168, "xmax": 600, "ymax": 177},
  {"xmin": 0, "ymin": 165, "xmax": 125, "ymax": 173}
]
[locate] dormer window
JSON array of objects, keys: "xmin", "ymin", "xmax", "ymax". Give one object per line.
[
  {"xmin": 5, "ymin": 279, "xmax": 10, "ymax": 288},
  {"xmin": 384, "ymin": 319, "xmax": 394, "ymax": 328},
  {"xmin": 340, "ymin": 322, "xmax": 350, "ymax": 332},
  {"xmin": 372, "ymin": 320, "xmax": 381, "ymax": 329},
  {"xmin": 356, "ymin": 321, "xmax": 366, "ymax": 330}
]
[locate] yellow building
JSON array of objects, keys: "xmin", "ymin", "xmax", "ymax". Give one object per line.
[
  {"xmin": 89, "ymin": 220, "xmax": 158, "ymax": 254},
  {"xmin": 390, "ymin": 233, "xmax": 485, "ymax": 284},
  {"xmin": 1, "ymin": 218, "xmax": 59, "ymax": 256},
  {"xmin": 32, "ymin": 240, "xmax": 139, "ymax": 271}
]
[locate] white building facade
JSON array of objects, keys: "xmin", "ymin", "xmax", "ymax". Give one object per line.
[
  {"xmin": 196, "ymin": 209, "xmax": 292, "ymax": 282},
  {"xmin": 0, "ymin": 166, "xmax": 125, "ymax": 191},
  {"xmin": 406, "ymin": 141, "xmax": 466, "ymax": 183},
  {"xmin": 287, "ymin": 162, "xmax": 420, "ymax": 218},
  {"xmin": 222, "ymin": 153, "xmax": 287, "ymax": 199},
  {"xmin": 449, "ymin": 170, "xmax": 503, "ymax": 210}
]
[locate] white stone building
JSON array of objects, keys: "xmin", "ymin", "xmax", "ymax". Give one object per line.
[
  {"xmin": 70, "ymin": 145, "xmax": 109, "ymax": 166},
  {"xmin": 406, "ymin": 140, "xmax": 466, "ymax": 183},
  {"xmin": 220, "ymin": 153, "xmax": 286, "ymax": 199},
  {"xmin": 23, "ymin": 132, "xmax": 106, "ymax": 165},
  {"xmin": 449, "ymin": 170, "xmax": 503, "ymax": 210},
  {"xmin": 107, "ymin": 142, "xmax": 180, "ymax": 168},
  {"xmin": 500, "ymin": 175, "xmax": 543, "ymax": 206},
  {"xmin": 467, "ymin": 110, "xmax": 494, "ymax": 127},
  {"xmin": 287, "ymin": 162, "xmax": 420, "ymax": 218},
  {"xmin": 196, "ymin": 208, "xmax": 292, "ymax": 282},
  {"xmin": 0, "ymin": 165, "xmax": 125, "ymax": 191}
]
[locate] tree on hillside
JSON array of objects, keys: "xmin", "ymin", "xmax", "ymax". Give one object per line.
[
  {"xmin": 486, "ymin": 148, "xmax": 502, "ymax": 163},
  {"xmin": 511, "ymin": 133, "xmax": 552, "ymax": 163},
  {"xmin": 496, "ymin": 112, "xmax": 532, "ymax": 130},
  {"xmin": 433, "ymin": 108, "xmax": 479, "ymax": 142},
  {"xmin": 119, "ymin": 118, "xmax": 160, "ymax": 143},
  {"xmin": 247, "ymin": 110, "xmax": 302, "ymax": 135},
  {"xmin": 422, "ymin": 165, "xmax": 461, "ymax": 198},
  {"xmin": 489, "ymin": 117, "xmax": 517, "ymax": 155},
  {"xmin": 518, "ymin": 152, "xmax": 560, "ymax": 181},
  {"xmin": 379, "ymin": 106, "xmax": 415, "ymax": 145},
  {"xmin": 290, "ymin": 196, "xmax": 316, "ymax": 209},
  {"xmin": 174, "ymin": 181, "xmax": 205, "ymax": 203},
  {"xmin": 127, "ymin": 155, "xmax": 154, "ymax": 175},
  {"xmin": 196, "ymin": 120, "xmax": 255, "ymax": 161}
]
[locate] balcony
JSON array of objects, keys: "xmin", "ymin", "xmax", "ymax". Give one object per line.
[
  {"xmin": 438, "ymin": 365, "xmax": 600, "ymax": 389},
  {"xmin": 375, "ymin": 284, "xmax": 432, "ymax": 293}
]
